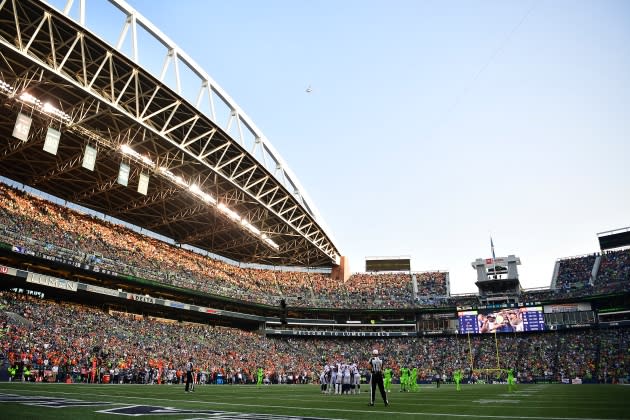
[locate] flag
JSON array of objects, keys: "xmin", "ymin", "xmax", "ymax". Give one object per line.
[{"xmin": 490, "ymin": 237, "xmax": 496, "ymax": 261}]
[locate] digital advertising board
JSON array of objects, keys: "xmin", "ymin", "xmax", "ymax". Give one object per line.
[{"xmin": 458, "ymin": 307, "xmax": 545, "ymax": 334}]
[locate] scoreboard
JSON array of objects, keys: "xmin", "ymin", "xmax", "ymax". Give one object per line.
[
  {"xmin": 457, "ymin": 310, "xmax": 480, "ymax": 334},
  {"xmin": 365, "ymin": 257, "xmax": 411, "ymax": 272},
  {"xmin": 458, "ymin": 307, "xmax": 546, "ymax": 334},
  {"xmin": 519, "ymin": 307, "xmax": 546, "ymax": 331}
]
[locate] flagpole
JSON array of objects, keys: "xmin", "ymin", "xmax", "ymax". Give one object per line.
[{"xmin": 490, "ymin": 236, "xmax": 497, "ymax": 278}]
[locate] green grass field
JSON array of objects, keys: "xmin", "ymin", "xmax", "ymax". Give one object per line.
[{"xmin": 0, "ymin": 382, "xmax": 628, "ymax": 420}]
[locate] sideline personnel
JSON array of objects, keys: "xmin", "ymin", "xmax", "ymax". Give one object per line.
[
  {"xmin": 368, "ymin": 349, "xmax": 388, "ymax": 407},
  {"xmin": 185, "ymin": 357, "xmax": 194, "ymax": 392}
]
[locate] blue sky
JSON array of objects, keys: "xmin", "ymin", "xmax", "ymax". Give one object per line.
[{"xmin": 48, "ymin": 0, "xmax": 630, "ymax": 294}]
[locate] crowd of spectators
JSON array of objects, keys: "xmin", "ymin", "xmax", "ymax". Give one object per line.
[
  {"xmin": 598, "ymin": 327, "xmax": 630, "ymax": 383},
  {"xmin": 0, "ymin": 181, "xmax": 628, "ymax": 311},
  {"xmin": 524, "ymin": 251, "xmax": 630, "ymax": 302},
  {"xmin": 554, "ymin": 254, "xmax": 597, "ymax": 290},
  {"xmin": 597, "ymin": 249, "xmax": 630, "ymax": 292},
  {"xmin": 1, "ymin": 292, "xmax": 628, "ymax": 385},
  {"xmin": 286, "ymin": 271, "xmax": 449, "ymax": 309},
  {"xmin": 0, "ymin": 182, "xmax": 451, "ymax": 309}
]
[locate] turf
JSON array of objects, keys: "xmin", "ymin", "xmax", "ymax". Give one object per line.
[{"xmin": 0, "ymin": 382, "xmax": 628, "ymax": 420}]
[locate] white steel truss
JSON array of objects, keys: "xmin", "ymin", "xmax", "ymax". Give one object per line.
[{"xmin": 0, "ymin": 0, "xmax": 340, "ymax": 266}]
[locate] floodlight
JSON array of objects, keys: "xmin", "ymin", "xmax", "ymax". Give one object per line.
[{"xmin": 120, "ymin": 144, "xmax": 134, "ymax": 155}]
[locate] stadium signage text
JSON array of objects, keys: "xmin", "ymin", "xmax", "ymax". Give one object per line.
[
  {"xmin": 129, "ymin": 293, "xmax": 156, "ymax": 304},
  {"xmin": 26, "ymin": 272, "xmax": 78, "ymax": 292},
  {"xmin": 33, "ymin": 250, "xmax": 121, "ymax": 277},
  {"xmin": 420, "ymin": 330, "xmax": 449, "ymax": 336},
  {"xmin": 39, "ymin": 252, "xmax": 82, "ymax": 268},
  {"xmin": 84, "ymin": 284, "xmax": 121, "ymax": 297},
  {"xmin": 2, "ymin": 258, "xmax": 262, "ymax": 323},
  {"xmin": 267, "ymin": 329, "xmax": 410, "ymax": 337}
]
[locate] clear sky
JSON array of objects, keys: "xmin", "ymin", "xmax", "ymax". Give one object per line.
[{"xmin": 48, "ymin": 0, "xmax": 630, "ymax": 294}]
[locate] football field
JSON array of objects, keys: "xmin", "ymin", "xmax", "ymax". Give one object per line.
[{"xmin": 0, "ymin": 382, "xmax": 628, "ymax": 420}]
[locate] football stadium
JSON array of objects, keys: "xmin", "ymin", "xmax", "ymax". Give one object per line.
[{"xmin": 0, "ymin": 0, "xmax": 629, "ymax": 419}]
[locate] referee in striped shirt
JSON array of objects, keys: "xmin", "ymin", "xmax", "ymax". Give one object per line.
[
  {"xmin": 185, "ymin": 357, "xmax": 194, "ymax": 392},
  {"xmin": 368, "ymin": 349, "xmax": 389, "ymax": 407}
]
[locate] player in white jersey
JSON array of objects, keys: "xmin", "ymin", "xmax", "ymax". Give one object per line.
[
  {"xmin": 319, "ymin": 365, "xmax": 328, "ymax": 394},
  {"xmin": 328, "ymin": 363, "xmax": 337, "ymax": 394},
  {"xmin": 341, "ymin": 363, "xmax": 351, "ymax": 394},
  {"xmin": 333, "ymin": 362, "xmax": 342, "ymax": 394},
  {"xmin": 351, "ymin": 363, "xmax": 361, "ymax": 394},
  {"xmin": 319, "ymin": 363, "xmax": 330, "ymax": 394}
]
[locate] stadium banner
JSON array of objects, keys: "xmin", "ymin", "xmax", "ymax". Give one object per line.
[
  {"xmin": 11, "ymin": 245, "xmax": 30, "ymax": 255},
  {"xmin": 549, "ymin": 323, "xmax": 596, "ymax": 331},
  {"xmin": 88, "ymin": 265, "xmax": 119, "ymax": 277},
  {"xmin": 266, "ymin": 329, "xmax": 413, "ymax": 338},
  {"xmin": 26, "ymin": 272, "xmax": 78, "ymax": 292},
  {"xmin": 458, "ymin": 306, "xmax": 545, "ymax": 334},
  {"xmin": 484, "ymin": 256, "xmax": 507, "ymax": 267},
  {"xmin": 543, "ymin": 302, "xmax": 591, "ymax": 313},
  {"xmin": 82, "ymin": 145, "xmax": 97, "ymax": 171},
  {"xmin": 38, "ymin": 252, "xmax": 82, "ymax": 268},
  {"xmin": 599, "ymin": 320, "xmax": 630, "ymax": 327},
  {"xmin": 11, "ymin": 244, "xmax": 120, "ymax": 277},
  {"xmin": 117, "ymin": 162, "xmax": 130, "ymax": 186},
  {"xmin": 138, "ymin": 172, "xmax": 149, "ymax": 195},
  {"xmin": 12, "ymin": 113, "xmax": 32, "ymax": 141},
  {"xmin": 84, "ymin": 283, "xmax": 121, "ymax": 298},
  {"xmin": 167, "ymin": 300, "xmax": 187, "ymax": 309},
  {"xmin": 43, "ymin": 127, "xmax": 61, "ymax": 155},
  {"xmin": 128, "ymin": 293, "xmax": 155, "ymax": 304},
  {"xmin": 4, "ymin": 266, "xmax": 270, "ymax": 323},
  {"xmin": 0, "ymin": 265, "xmax": 18, "ymax": 276},
  {"xmin": 420, "ymin": 330, "xmax": 451, "ymax": 336}
]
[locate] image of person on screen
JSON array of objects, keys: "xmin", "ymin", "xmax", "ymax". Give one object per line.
[
  {"xmin": 478, "ymin": 314, "xmax": 489, "ymax": 333},
  {"xmin": 493, "ymin": 310, "xmax": 514, "ymax": 333},
  {"xmin": 485, "ymin": 314, "xmax": 499, "ymax": 333},
  {"xmin": 508, "ymin": 310, "xmax": 524, "ymax": 332}
]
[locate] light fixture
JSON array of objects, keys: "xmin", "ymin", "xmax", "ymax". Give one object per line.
[
  {"xmin": 124, "ymin": 145, "xmax": 275, "ymax": 249},
  {"xmin": 15, "ymin": 90, "xmax": 71, "ymax": 122}
]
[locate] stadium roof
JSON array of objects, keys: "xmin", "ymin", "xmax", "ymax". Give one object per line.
[{"xmin": 0, "ymin": 0, "xmax": 340, "ymax": 267}]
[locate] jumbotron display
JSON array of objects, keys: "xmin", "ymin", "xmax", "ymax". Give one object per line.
[
  {"xmin": 365, "ymin": 257, "xmax": 411, "ymax": 272},
  {"xmin": 458, "ymin": 307, "xmax": 546, "ymax": 334}
]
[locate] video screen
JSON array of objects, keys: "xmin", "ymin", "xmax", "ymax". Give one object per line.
[{"xmin": 458, "ymin": 307, "xmax": 545, "ymax": 334}]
